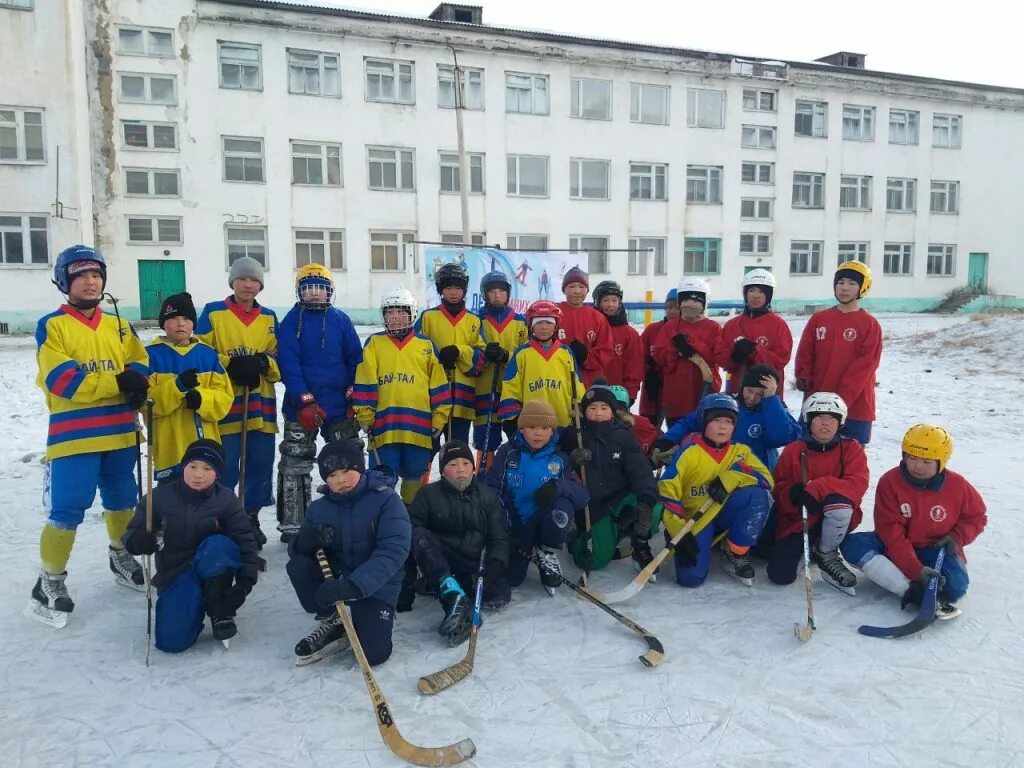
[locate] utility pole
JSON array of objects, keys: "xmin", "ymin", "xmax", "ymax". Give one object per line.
[{"xmin": 451, "ymin": 47, "xmax": 472, "ymax": 246}]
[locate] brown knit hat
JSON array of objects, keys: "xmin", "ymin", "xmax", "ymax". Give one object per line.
[{"xmin": 517, "ymin": 399, "xmax": 557, "ymax": 429}]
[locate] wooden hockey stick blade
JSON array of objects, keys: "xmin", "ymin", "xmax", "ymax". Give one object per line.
[
  {"xmin": 794, "ymin": 621, "xmax": 814, "ymax": 642},
  {"xmin": 418, "ymin": 629, "xmax": 477, "ymax": 695},
  {"xmin": 687, "ymin": 353, "xmax": 714, "ymax": 385}
]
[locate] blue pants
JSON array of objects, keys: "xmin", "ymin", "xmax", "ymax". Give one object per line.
[
  {"xmin": 286, "ymin": 554, "xmax": 396, "ymax": 666},
  {"xmin": 673, "ymin": 485, "xmax": 770, "ymax": 588},
  {"xmin": 46, "ymin": 447, "xmax": 138, "ymax": 529},
  {"xmin": 221, "ymin": 431, "xmax": 275, "ymax": 513},
  {"xmin": 371, "ymin": 443, "xmax": 431, "ymax": 480},
  {"xmin": 472, "ymin": 421, "xmax": 504, "ymax": 452},
  {"xmin": 506, "ymin": 506, "xmax": 571, "ymax": 587},
  {"xmin": 842, "ymin": 419, "xmax": 872, "ymax": 445},
  {"xmin": 155, "ymin": 534, "xmax": 242, "ymax": 653},
  {"xmin": 841, "ymin": 531, "xmax": 970, "ymax": 602}
]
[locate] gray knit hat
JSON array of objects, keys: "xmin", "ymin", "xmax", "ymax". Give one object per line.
[{"xmin": 228, "ymin": 256, "xmax": 265, "ymax": 289}]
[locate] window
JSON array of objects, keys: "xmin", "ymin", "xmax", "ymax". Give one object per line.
[
  {"xmin": 0, "ymin": 0, "xmax": 34, "ymax": 8},
  {"xmin": 741, "ymin": 161, "xmax": 774, "ymax": 184},
  {"xmin": 740, "ymin": 197, "xmax": 773, "ymax": 220},
  {"xmin": 505, "ymin": 72, "xmax": 548, "ymax": 115},
  {"xmin": 630, "ymin": 83, "xmax": 669, "ymax": 125},
  {"xmin": 569, "ymin": 236, "xmax": 610, "ymax": 274},
  {"xmin": 116, "ymin": 26, "xmax": 173, "ymax": 57},
  {"xmin": 121, "ymin": 120, "xmax": 177, "ymax": 151},
  {"xmin": 686, "ymin": 89, "xmax": 725, "ymax": 128},
  {"xmin": 629, "ymin": 162, "xmax": 667, "ymax": 201},
  {"xmin": 225, "ymin": 226, "xmax": 266, "ymax": 266},
  {"xmin": 794, "ymin": 100, "xmax": 827, "ymax": 138},
  {"xmin": 930, "ymin": 180, "xmax": 959, "ymax": 214},
  {"xmin": 439, "ymin": 151, "xmax": 485, "ymax": 194},
  {"xmin": 686, "ymin": 165, "xmax": 722, "ymax": 203},
  {"xmin": 441, "ymin": 232, "xmax": 487, "ymax": 246},
  {"xmin": 842, "ymin": 104, "xmax": 874, "ymax": 141},
  {"xmin": 570, "ymin": 78, "xmax": 612, "ymax": 120},
  {"xmin": 0, "ymin": 214, "xmax": 48, "ymax": 265},
  {"xmin": 889, "ymin": 109, "xmax": 919, "ymax": 145},
  {"xmin": 927, "ymin": 244, "xmax": 955, "ymax": 276},
  {"xmin": 365, "ymin": 58, "xmax": 414, "ymax": 104},
  {"xmin": 933, "ymin": 113, "xmax": 962, "ymax": 148},
  {"xmin": 570, "ymin": 158, "xmax": 610, "ymax": 200},
  {"xmin": 291, "ymin": 141, "xmax": 342, "ymax": 186},
  {"xmin": 627, "ymin": 237, "xmax": 666, "ymax": 275},
  {"xmin": 506, "ymin": 234, "xmax": 548, "ymax": 251},
  {"xmin": 887, "ymin": 177, "xmax": 916, "ymax": 212},
  {"xmin": 506, "ymin": 155, "xmax": 549, "ymax": 197},
  {"xmin": 840, "ymin": 175, "xmax": 872, "ymax": 210},
  {"xmin": 742, "ymin": 124, "xmax": 776, "ymax": 149},
  {"xmin": 438, "ymin": 65, "xmax": 484, "ymax": 110},
  {"xmin": 838, "ymin": 242, "xmax": 869, "ymax": 264},
  {"xmin": 222, "ymin": 137, "xmax": 264, "ymax": 183},
  {"xmin": 367, "ymin": 147, "xmax": 415, "ymax": 191},
  {"xmin": 370, "ymin": 230, "xmax": 415, "ymax": 271},
  {"xmin": 790, "ymin": 241, "xmax": 823, "ymax": 275},
  {"xmin": 684, "ymin": 238, "xmax": 721, "ymax": 274},
  {"xmin": 118, "ymin": 73, "xmax": 176, "ymax": 104},
  {"xmin": 124, "ymin": 167, "xmax": 180, "ymax": 197},
  {"xmin": 739, "ymin": 233, "xmax": 771, "ymax": 255},
  {"xmin": 218, "ymin": 42, "xmax": 261, "ymax": 91},
  {"xmin": 792, "ymin": 172, "xmax": 824, "ymax": 208},
  {"xmin": 288, "ymin": 49, "xmax": 340, "ymax": 97},
  {"xmin": 128, "ymin": 216, "xmax": 182, "ymax": 245},
  {"xmin": 0, "ymin": 107, "xmax": 44, "ymax": 162},
  {"xmin": 294, "ymin": 228, "xmax": 344, "ymax": 270},
  {"xmin": 743, "ymin": 88, "xmax": 776, "ymax": 112},
  {"xmin": 884, "ymin": 243, "xmax": 913, "ymax": 275}
]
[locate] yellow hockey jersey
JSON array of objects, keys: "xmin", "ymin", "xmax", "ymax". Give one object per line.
[
  {"xmin": 415, "ymin": 305, "xmax": 484, "ymax": 420},
  {"xmin": 474, "ymin": 308, "xmax": 528, "ymax": 425},
  {"xmin": 145, "ymin": 337, "xmax": 234, "ymax": 478},
  {"xmin": 35, "ymin": 305, "xmax": 149, "ymax": 460},
  {"xmin": 195, "ymin": 297, "xmax": 281, "ymax": 436},
  {"xmin": 498, "ymin": 340, "xmax": 582, "ymax": 428},
  {"xmin": 352, "ymin": 332, "xmax": 453, "ymax": 450}
]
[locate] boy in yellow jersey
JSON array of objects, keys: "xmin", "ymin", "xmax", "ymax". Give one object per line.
[
  {"xmin": 145, "ymin": 292, "xmax": 233, "ymax": 482},
  {"xmin": 195, "ymin": 256, "xmax": 281, "ymax": 547},
  {"xmin": 29, "ymin": 245, "xmax": 150, "ymax": 628},
  {"xmin": 352, "ymin": 288, "xmax": 452, "ymax": 504}
]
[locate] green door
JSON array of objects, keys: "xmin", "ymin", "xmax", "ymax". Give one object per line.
[
  {"xmin": 967, "ymin": 253, "xmax": 988, "ymax": 290},
  {"xmin": 138, "ymin": 260, "xmax": 186, "ymax": 320}
]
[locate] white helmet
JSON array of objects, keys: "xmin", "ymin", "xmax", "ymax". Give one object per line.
[
  {"xmin": 742, "ymin": 269, "xmax": 776, "ymax": 290},
  {"xmin": 678, "ymin": 276, "xmax": 710, "ymax": 303},
  {"xmin": 801, "ymin": 392, "xmax": 848, "ymax": 427},
  {"xmin": 380, "ymin": 287, "xmax": 417, "ymax": 337}
]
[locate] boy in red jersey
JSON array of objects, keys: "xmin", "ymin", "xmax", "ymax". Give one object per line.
[
  {"xmin": 557, "ymin": 266, "xmax": 612, "ymax": 388},
  {"xmin": 592, "ymin": 280, "xmax": 643, "ymax": 403},
  {"xmin": 638, "ymin": 288, "xmax": 680, "ymax": 429}
]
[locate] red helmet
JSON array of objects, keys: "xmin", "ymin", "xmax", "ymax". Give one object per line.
[{"xmin": 525, "ymin": 300, "xmax": 562, "ymax": 326}]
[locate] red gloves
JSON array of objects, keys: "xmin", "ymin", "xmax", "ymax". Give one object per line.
[{"xmin": 297, "ymin": 393, "xmax": 326, "ymax": 432}]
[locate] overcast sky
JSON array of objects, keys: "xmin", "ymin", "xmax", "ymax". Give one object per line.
[{"xmin": 271, "ymin": 0, "xmax": 1020, "ymax": 89}]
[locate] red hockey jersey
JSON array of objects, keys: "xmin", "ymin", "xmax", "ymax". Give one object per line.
[
  {"xmin": 603, "ymin": 314, "xmax": 644, "ymax": 400},
  {"xmin": 557, "ymin": 302, "xmax": 612, "ymax": 388},
  {"xmin": 652, "ymin": 317, "xmax": 722, "ymax": 419},
  {"xmin": 715, "ymin": 311, "xmax": 793, "ymax": 396},
  {"xmin": 638, "ymin": 320, "xmax": 666, "ymax": 419}
]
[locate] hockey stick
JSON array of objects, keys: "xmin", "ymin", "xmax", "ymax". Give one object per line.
[
  {"xmin": 567, "ymin": 365, "xmax": 593, "ymax": 588},
  {"xmin": 192, "ymin": 408, "xmax": 205, "ymax": 440},
  {"xmin": 518, "ymin": 547, "xmax": 664, "ymax": 667},
  {"xmin": 314, "ymin": 550, "xmax": 477, "ymax": 765},
  {"xmin": 858, "ymin": 549, "xmax": 946, "ymax": 639},
  {"xmin": 688, "ymin": 352, "xmax": 714, "ymax": 400},
  {"xmin": 238, "ymin": 386, "xmax": 250, "ymax": 502},
  {"xmin": 144, "ymin": 398, "xmax": 155, "ymax": 667},
  {"xmin": 445, "ymin": 367, "xmax": 456, "ymax": 442},
  {"xmin": 477, "ymin": 362, "xmax": 502, "ymax": 476},
  {"xmin": 418, "ymin": 551, "xmax": 486, "ymax": 695},
  {"xmin": 794, "ymin": 449, "xmax": 815, "ymax": 642}
]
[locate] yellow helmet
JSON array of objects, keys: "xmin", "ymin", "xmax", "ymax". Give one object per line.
[
  {"xmin": 835, "ymin": 260, "xmax": 872, "ymax": 298},
  {"xmin": 295, "ymin": 263, "xmax": 334, "ymax": 306},
  {"xmin": 295, "ymin": 263, "xmax": 333, "ymax": 287},
  {"xmin": 901, "ymin": 424, "xmax": 953, "ymax": 472}
]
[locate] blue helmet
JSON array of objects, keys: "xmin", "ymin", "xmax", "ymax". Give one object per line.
[
  {"xmin": 698, "ymin": 393, "xmax": 739, "ymax": 426},
  {"xmin": 479, "ymin": 270, "xmax": 511, "ymax": 297},
  {"xmin": 665, "ymin": 288, "xmax": 678, "ymax": 303},
  {"xmin": 52, "ymin": 245, "xmax": 107, "ymax": 294}
]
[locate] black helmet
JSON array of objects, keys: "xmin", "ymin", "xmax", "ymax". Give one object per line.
[
  {"xmin": 435, "ymin": 262, "xmax": 469, "ymax": 293},
  {"xmin": 593, "ymin": 280, "xmax": 623, "ymax": 304}
]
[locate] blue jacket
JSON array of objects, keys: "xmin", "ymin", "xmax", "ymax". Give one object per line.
[
  {"xmin": 484, "ymin": 431, "xmax": 590, "ymax": 528},
  {"xmin": 288, "ymin": 470, "xmax": 411, "ymax": 606},
  {"xmin": 664, "ymin": 394, "xmax": 801, "ymax": 471},
  {"xmin": 278, "ymin": 304, "xmax": 363, "ymax": 421}
]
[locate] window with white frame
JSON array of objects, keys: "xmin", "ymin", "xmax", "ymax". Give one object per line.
[
  {"xmin": 506, "ymin": 154, "xmax": 549, "ymax": 197},
  {"xmin": 367, "ymin": 146, "xmax": 415, "ymax": 191},
  {"xmin": 119, "ymin": 73, "xmax": 176, "ymax": 104},
  {"xmin": 792, "ymin": 172, "xmax": 824, "ymax": 208},
  {"xmin": 218, "ymin": 42, "xmax": 261, "ymax": 91},
  {"xmin": 570, "ymin": 158, "xmax": 610, "ymax": 200},
  {"xmin": 570, "ymin": 235, "xmax": 610, "ymax": 274},
  {"xmin": 741, "ymin": 161, "xmax": 774, "ymax": 184},
  {"xmin": 128, "ymin": 216, "xmax": 182, "ymax": 245},
  {"xmin": 840, "ymin": 175, "xmax": 871, "ymax": 210},
  {"xmin": 739, "ymin": 233, "xmax": 771, "ymax": 255},
  {"xmin": 684, "ymin": 238, "xmax": 721, "ymax": 274},
  {"xmin": 886, "ymin": 177, "xmax": 916, "ymax": 212},
  {"xmin": 124, "ymin": 167, "xmax": 180, "ymax": 197},
  {"xmin": 838, "ymin": 242, "xmax": 869, "ymax": 264},
  {"xmin": 370, "ymin": 230, "xmax": 415, "ymax": 271},
  {"xmin": 740, "ymin": 197, "xmax": 773, "ymax": 219},
  {"xmin": 630, "ymin": 83, "xmax": 669, "ymax": 125},
  {"xmin": 294, "ymin": 228, "xmax": 344, "ymax": 269},
  {"xmin": 629, "ymin": 162, "xmax": 667, "ymax": 201},
  {"xmin": 686, "ymin": 165, "xmax": 722, "ymax": 203},
  {"xmin": 628, "ymin": 236, "xmax": 666, "ymax": 275},
  {"xmin": 794, "ymin": 100, "xmax": 827, "ymax": 138},
  {"xmin": 0, "ymin": 214, "xmax": 48, "ymax": 264},
  {"xmin": 884, "ymin": 243, "xmax": 913, "ymax": 275},
  {"xmin": 441, "ymin": 232, "xmax": 487, "ymax": 246},
  {"xmin": 0, "ymin": 0, "xmax": 34, "ymax": 9},
  {"xmin": 507, "ymin": 234, "xmax": 548, "ymax": 251},
  {"xmin": 288, "ymin": 49, "xmax": 340, "ymax": 97},
  {"xmin": 743, "ymin": 88, "xmax": 777, "ymax": 112},
  {"xmin": 365, "ymin": 58, "xmax": 414, "ymax": 104},
  {"xmin": 222, "ymin": 137, "xmax": 264, "ymax": 183},
  {"xmin": 437, "ymin": 65, "xmax": 484, "ymax": 110},
  {"xmin": 505, "ymin": 72, "xmax": 549, "ymax": 115},
  {"xmin": 570, "ymin": 77, "xmax": 612, "ymax": 120},
  {"xmin": 927, "ymin": 244, "xmax": 955, "ymax": 276},
  {"xmin": 225, "ymin": 226, "xmax": 266, "ymax": 266},
  {"xmin": 291, "ymin": 141, "xmax": 342, "ymax": 186},
  {"xmin": 0, "ymin": 107, "xmax": 44, "ymax": 162},
  {"xmin": 933, "ymin": 113, "xmax": 962, "ymax": 148},
  {"xmin": 742, "ymin": 124, "xmax": 776, "ymax": 149},
  {"xmin": 889, "ymin": 109, "xmax": 919, "ymax": 145},
  {"xmin": 439, "ymin": 152, "xmax": 484, "ymax": 194},
  {"xmin": 842, "ymin": 104, "xmax": 874, "ymax": 141},
  {"xmin": 686, "ymin": 89, "xmax": 725, "ymax": 128},
  {"xmin": 790, "ymin": 241, "xmax": 822, "ymax": 275},
  {"xmin": 116, "ymin": 26, "xmax": 173, "ymax": 57},
  {"xmin": 930, "ymin": 180, "xmax": 959, "ymax": 214},
  {"xmin": 121, "ymin": 120, "xmax": 177, "ymax": 151}
]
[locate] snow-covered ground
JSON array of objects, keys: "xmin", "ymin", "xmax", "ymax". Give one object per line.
[{"xmin": 2, "ymin": 313, "xmax": 1023, "ymax": 768}]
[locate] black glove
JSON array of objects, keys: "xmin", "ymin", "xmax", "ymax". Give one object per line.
[
  {"xmin": 707, "ymin": 477, "xmax": 728, "ymax": 504},
  {"xmin": 316, "ymin": 576, "xmax": 361, "ymax": 609},
  {"xmin": 294, "ymin": 523, "xmax": 336, "ymax": 555},
  {"xmin": 674, "ymin": 532, "xmax": 699, "ymax": 568},
  {"xmin": 482, "ymin": 558, "xmax": 505, "ymax": 585},
  {"xmin": 916, "ymin": 565, "xmax": 946, "ymax": 589},
  {"xmin": 325, "ymin": 418, "xmax": 361, "ymax": 442},
  {"xmin": 438, "ymin": 345, "xmax": 460, "ymax": 370},
  {"xmin": 633, "ymin": 501, "xmax": 654, "ymax": 540},
  {"xmin": 129, "ymin": 529, "xmax": 158, "ymax": 555},
  {"xmin": 671, "ymin": 334, "xmax": 695, "ymax": 358},
  {"xmin": 568, "ymin": 339, "xmax": 589, "ymax": 367},
  {"xmin": 643, "ymin": 370, "xmax": 661, "ymax": 398},
  {"xmin": 484, "ymin": 342, "xmax": 509, "ymax": 364},
  {"xmin": 116, "ymin": 370, "xmax": 149, "ymax": 407},
  {"xmin": 184, "ymin": 388, "xmax": 202, "ymax": 410},
  {"xmin": 431, "ymin": 429, "xmax": 443, "ymax": 457},
  {"xmin": 502, "ymin": 419, "xmax": 518, "ymax": 440},
  {"xmin": 933, "ymin": 534, "xmax": 960, "ymax": 558},
  {"xmin": 571, "ymin": 447, "xmax": 592, "ymax": 467},
  {"xmin": 226, "ymin": 355, "xmax": 266, "ymax": 389},
  {"xmin": 176, "ymin": 368, "xmax": 199, "ymax": 391},
  {"xmin": 533, "ymin": 479, "xmax": 560, "ymax": 511},
  {"xmin": 788, "ymin": 483, "xmax": 807, "ymax": 506},
  {"xmin": 731, "ymin": 338, "xmax": 757, "ymax": 366}
]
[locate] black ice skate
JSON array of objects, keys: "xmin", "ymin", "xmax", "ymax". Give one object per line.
[
  {"xmin": 109, "ymin": 546, "xmax": 146, "ymax": 592},
  {"xmin": 815, "ymin": 548, "xmax": 857, "ymax": 596},
  {"xmin": 294, "ymin": 611, "xmax": 349, "ymax": 666},
  {"xmin": 720, "ymin": 546, "xmax": 754, "ymax": 587},
  {"xmin": 211, "ymin": 616, "xmax": 237, "ymax": 648},
  {"xmin": 631, "ymin": 536, "xmax": 657, "ymax": 584},
  {"xmin": 248, "ymin": 512, "xmax": 267, "ymax": 550},
  {"xmin": 26, "ymin": 570, "xmax": 74, "ymax": 628},
  {"xmin": 534, "ymin": 546, "xmax": 562, "ymax": 596}
]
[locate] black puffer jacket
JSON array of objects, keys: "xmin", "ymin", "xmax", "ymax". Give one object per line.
[
  {"xmin": 407, "ymin": 478, "xmax": 510, "ymax": 567},
  {"xmin": 123, "ymin": 480, "xmax": 260, "ymax": 592}
]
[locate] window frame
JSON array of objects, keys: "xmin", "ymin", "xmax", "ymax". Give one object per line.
[
  {"xmin": 439, "ymin": 151, "xmax": 485, "ymax": 194},
  {"xmin": 685, "ymin": 164, "xmax": 723, "ymax": 204},
  {"xmin": 287, "ymin": 48, "xmax": 341, "ymax": 98},
  {"xmin": 366, "ymin": 145, "xmax": 416, "ymax": 192},
  {"xmin": 0, "ymin": 106, "xmax": 45, "ymax": 163},
  {"xmin": 741, "ymin": 124, "xmax": 777, "ymax": 149},
  {"xmin": 569, "ymin": 157, "xmax": 611, "ymax": 200},
  {"xmin": 224, "ymin": 225, "xmax": 267, "ymax": 267},
  {"xmin": 123, "ymin": 167, "xmax": 181, "ymax": 198},
  {"xmin": 883, "ymin": 242, "xmax": 914, "ymax": 275},
  {"xmin": 889, "ymin": 108, "xmax": 920, "ymax": 145},
  {"xmin": 686, "ymin": 88, "xmax": 726, "ymax": 129},
  {"xmin": 886, "ymin": 177, "xmax": 917, "ymax": 213},
  {"xmin": 842, "ymin": 104, "xmax": 875, "ymax": 141},
  {"xmin": 505, "ymin": 72, "xmax": 549, "ymax": 116},
  {"xmin": 629, "ymin": 161, "xmax": 668, "ymax": 201},
  {"xmin": 221, "ymin": 135, "xmax": 265, "ymax": 184},
  {"xmin": 683, "ymin": 237, "xmax": 722, "ymax": 275},
  {"xmin": 506, "ymin": 234, "xmax": 548, "ymax": 251},
  {"xmin": 369, "ymin": 230, "xmax": 416, "ymax": 272},
  {"xmin": 569, "ymin": 235, "xmax": 611, "ymax": 275},
  {"xmin": 933, "ymin": 113, "xmax": 962, "ymax": 149},
  {"xmin": 0, "ymin": 213, "xmax": 49, "ymax": 266},
  {"xmin": 794, "ymin": 99, "xmax": 828, "ymax": 138},
  {"xmin": 627, "ymin": 236, "xmax": 667, "ymax": 275},
  {"xmin": 506, "ymin": 154, "xmax": 550, "ymax": 198},
  {"xmin": 792, "ymin": 171, "xmax": 825, "ymax": 209},
  {"xmin": 116, "ymin": 26, "xmax": 174, "ymax": 58},
  {"xmin": 742, "ymin": 88, "xmax": 777, "ymax": 112},
  {"xmin": 440, "ymin": 232, "xmax": 487, "ymax": 246},
  {"xmin": 120, "ymin": 120, "xmax": 178, "ymax": 152},
  {"xmin": 837, "ymin": 242, "xmax": 870, "ymax": 265},
  {"xmin": 364, "ymin": 57, "xmax": 415, "ymax": 105},
  {"xmin": 570, "ymin": 77, "xmax": 613, "ymax": 121},
  {"xmin": 294, "ymin": 227, "xmax": 345, "ymax": 270},
  {"xmin": 118, "ymin": 72, "xmax": 177, "ymax": 104},
  {"xmin": 437, "ymin": 65, "xmax": 484, "ymax": 110},
  {"xmin": 789, "ymin": 240, "xmax": 823, "ymax": 275},
  {"xmin": 629, "ymin": 82, "xmax": 669, "ymax": 125},
  {"xmin": 127, "ymin": 216, "xmax": 183, "ymax": 246},
  {"xmin": 741, "ymin": 161, "xmax": 774, "ymax": 185},
  {"xmin": 740, "ymin": 197, "xmax": 774, "ymax": 220},
  {"xmin": 839, "ymin": 174, "xmax": 872, "ymax": 211},
  {"xmin": 930, "ymin": 180, "xmax": 959, "ymax": 214},
  {"xmin": 927, "ymin": 244, "xmax": 956, "ymax": 277},
  {"xmin": 291, "ymin": 140, "xmax": 343, "ymax": 187},
  {"xmin": 217, "ymin": 41, "xmax": 262, "ymax": 92}
]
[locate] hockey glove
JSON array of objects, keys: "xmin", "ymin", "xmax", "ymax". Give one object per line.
[
  {"xmin": 533, "ymin": 479, "xmax": 561, "ymax": 512},
  {"xmin": 438, "ymin": 345, "xmax": 461, "ymax": 371},
  {"xmin": 568, "ymin": 339, "xmax": 589, "ymax": 367},
  {"xmin": 176, "ymin": 368, "xmax": 199, "ymax": 391},
  {"xmin": 316, "ymin": 576, "xmax": 361, "ymax": 609},
  {"xmin": 501, "ymin": 419, "xmax": 518, "ymax": 440},
  {"xmin": 730, "ymin": 338, "xmax": 757, "ymax": 366},
  {"xmin": 571, "ymin": 447, "xmax": 593, "ymax": 467},
  {"xmin": 632, "ymin": 501, "xmax": 654, "ymax": 540},
  {"xmin": 226, "ymin": 354, "xmax": 267, "ymax": 389},
  {"xmin": 296, "ymin": 393, "xmax": 326, "ymax": 433},
  {"xmin": 707, "ymin": 477, "xmax": 729, "ymax": 504},
  {"xmin": 484, "ymin": 342, "xmax": 509, "ymax": 364},
  {"xmin": 642, "ymin": 370, "xmax": 661, "ymax": 399},
  {"xmin": 915, "ymin": 565, "xmax": 946, "ymax": 589},
  {"xmin": 325, "ymin": 417, "xmax": 361, "ymax": 442},
  {"xmin": 650, "ymin": 438, "xmax": 677, "ymax": 468},
  {"xmin": 184, "ymin": 388, "xmax": 202, "ymax": 410},
  {"xmin": 431, "ymin": 429, "xmax": 443, "ymax": 457},
  {"xmin": 933, "ymin": 534, "xmax": 961, "ymax": 559},
  {"xmin": 671, "ymin": 334, "xmax": 695, "ymax": 358},
  {"xmin": 116, "ymin": 369, "xmax": 149, "ymax": 408},
  {"xmin": 127, "ymin": 528, "xmax": 158, "ymax": 556},
  {"xmin": 674, "ymin": 532, "xmax": 699, "ymax": 568},
  {"xmin": 293, "ymin": 523, "xmax": 336, "ymax": 555}
]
